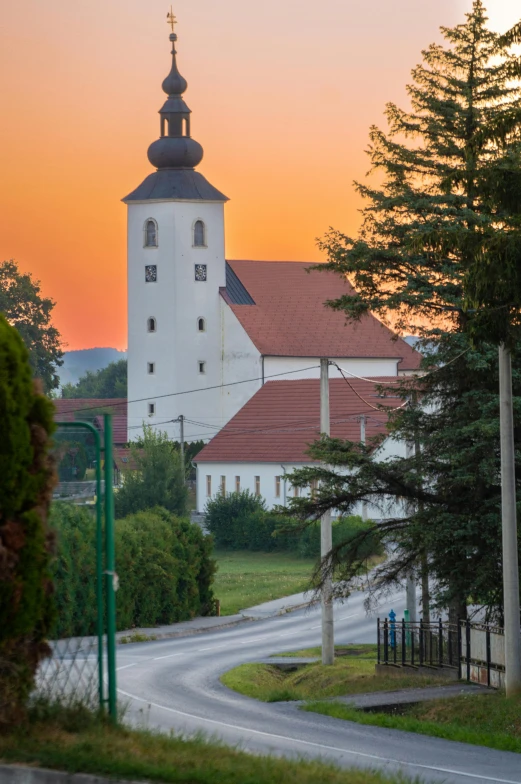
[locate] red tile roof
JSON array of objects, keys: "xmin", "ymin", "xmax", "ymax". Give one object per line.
[
  {"xmin": 224, "ymin": 261, "xmax": 421, "ymax": 371},
  {"xmin": 194, "ymin": 378, "xmax": 404, "ymax": 464},
  {"xmin": 53, "ymin": 400, "xmax": 128, "ymax": 445},
  {"xmin": 113, "ymin": 447, "xmax": 142, "ymax": 471},
  {"xmin": 53, "ymin": 399, "xmax": 127, "ymax": 420},
  {"xmin": 93, "ymin": 415, "xmax": 128, "ymax": 446}
]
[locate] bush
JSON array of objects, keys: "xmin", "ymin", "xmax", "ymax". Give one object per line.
[
  {"xmin": 0, "ymin": 314, "xmax": 57, "ymax": 725},
  {"xmin": 204, "ymin": 492, "xmax": 382, "ymax": 560},
  {"xmin": 205, "ymin": 491, "xmax": 267, "ymax": 549},
  {"xmin": 50, "ymin": 504, "xmax": 216, "ymax": 638},
  {"xmin": 114, "ymin": 426, "xmax": 187, "ymax": 518}
]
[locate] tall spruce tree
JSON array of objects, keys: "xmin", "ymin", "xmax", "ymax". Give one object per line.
[{"xmin": 286, "ymin": 1, "xmax": 521, "ymax": 621}]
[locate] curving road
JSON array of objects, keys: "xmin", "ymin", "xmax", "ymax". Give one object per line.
[{"xmin": 115, "ymin": 590, "xmax": 521, "ymax": 784}]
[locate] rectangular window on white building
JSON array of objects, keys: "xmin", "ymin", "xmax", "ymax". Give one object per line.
[
  {"xmin": 235, "ymin": 476, "xmax": 240, "ymax": 493},
  {"xmin": 275, "ymin": 476, "xmax": 281, "ymax": 498},
  {"xmin": 206, "ymin": 475, "xmax": 212, "ymax": 497},
  {"xmin": 310, "ymin": 478, "xmax": 318, "ymax": 497},
  {"xmin": 148, "ymin": 402, "xmax": 156, "ymax": 416},
  {"xmin": 147, "ymin": 362, "xmax": 155, "ymax": 374},
  {"xmin": 293, "ymin": 485, "xmax": 299, "ymax": 498},
  {"xmin": 255, "ymin": 476, "xmax": 261, "ymax": 497},
  {"xmin": 220, "ymin": 475, "xmax": 226, "ymax": 495}
]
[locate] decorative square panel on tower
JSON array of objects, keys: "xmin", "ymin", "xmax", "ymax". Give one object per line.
[
  {"xmin": 195, "ymin": 264, "xmax": 207, "ymax": 282},
  {"xmin": 145, "ymin": 265, "xmax": 157, "ymax": 283}
]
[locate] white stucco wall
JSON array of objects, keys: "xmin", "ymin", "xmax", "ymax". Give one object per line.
[
  {"xmin": 264, "ymin": 356, "xmax": 399, "ymax": 381},
  {"xmin": 196, "ymin": 434, "xmax": 408, "ymax": 519},
  {"xmin": 127, "ymin": 199, "xmax": 227, "ymax": 441},
  {"xmin": 219, "ymin": 301, "xmax": 263, "ymax": 429}
]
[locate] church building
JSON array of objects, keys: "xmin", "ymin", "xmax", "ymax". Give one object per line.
[{"xmin": 123, "ymin": 20, "xmax": 421, "ymax": 507}]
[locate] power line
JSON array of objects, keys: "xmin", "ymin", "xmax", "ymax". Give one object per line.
[{"xmin": 63, "ymin": 365, "xmax": 321, "ymax": 416}]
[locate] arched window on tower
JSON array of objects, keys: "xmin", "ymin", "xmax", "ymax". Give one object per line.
[
  {"xmin": 197, "ymin": 317, "xmax": 206, "ymax": 333},
  {"xmin": 145, "ymin": 219, "xmax": 158, "ymax": 248},
  {"xmin": 194, "ymin": 220, "xmax": 206, "ymax": 247},
  {"xmin": 147, "ymin": 317, "xmax": 157, "ymax": 333}
]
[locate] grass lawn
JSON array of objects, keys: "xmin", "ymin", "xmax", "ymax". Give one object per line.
[
  {"xmin": 0, "ymin": 704, "xmax": 405, "ymax": 784},
  {"xmin": 213, "ymin": 550, "xmax": 315, "ymax": 616},
  {"xmin": 221, "ymin": 645, "xmax": 448, "ymax": 702},
  {"xmin": 305, "ymin": 691, "xmax": 521, "ymax": 755}
]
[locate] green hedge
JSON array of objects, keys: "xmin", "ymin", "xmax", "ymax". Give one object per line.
[
  {"xmin": 204, "ymin": 491, "xmax": 382, "ymax": 559},
  {"xmin": 50, "ymin": 504, "xmax": 216, "ymax": 638}
]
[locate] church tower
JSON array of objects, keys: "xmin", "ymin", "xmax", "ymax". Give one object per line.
[{"xmin": 123, "ymin": 14, "xmax": 229, "ymax": 442}]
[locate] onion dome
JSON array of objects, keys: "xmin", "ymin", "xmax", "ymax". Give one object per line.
[{"xmin": 147, "ymin": 28, "xmax": 204, "ymax": 170}]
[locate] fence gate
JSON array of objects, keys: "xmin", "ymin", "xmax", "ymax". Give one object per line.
[{"xmin": 36, "ymin": 415, "xmax": 117, "ymax": 719}]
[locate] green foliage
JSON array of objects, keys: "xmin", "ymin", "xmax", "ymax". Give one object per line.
[
  {"xmin": 205, "ymin": 492, "xmax": 380, "ymax": 560},
  {"xmin": 288, "ymin": 2, "xmax": 521, "ymax": 620},
  {"xmin": 61, "ymin": 359, "xmax": 127, "ymax": 399},
  {"xmin": 49, "ymin": 504, "xmax": 216, "ymax": 638},
  {"xmin": 0, "ymin": 259, "xmax": 63, "ymax": 392},
  {"xmin": 114, "ymin": 426, "xmax": 188, "ymax": 518},
  {"xmin": 0, "ymin": 313, "xmax": 56, "ymax": 724}
]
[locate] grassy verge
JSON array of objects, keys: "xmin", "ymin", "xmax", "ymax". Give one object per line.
[
  {"xmin": 304, "ymin": 692, "xmax": 521, "ymax": 755},
  {"xmin": 221, "ymin": 645, "xmax": 447, "ymax": 702},
  {"xmin": 0, "ymin": 703, "xmax": 404, "ymax": 784},
  {"xmin": 213, "ymin": 550, "xmax": 315, "ymax": 616}
]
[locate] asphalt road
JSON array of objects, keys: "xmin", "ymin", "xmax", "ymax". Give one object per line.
[{"xmin": 115, "ymin": 590, "xmax": 521, "ymax": 784}]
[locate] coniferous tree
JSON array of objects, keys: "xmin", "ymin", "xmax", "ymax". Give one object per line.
[{"xmin": 286, "ymin": 2, "xmax": 521, "ymax": 620}]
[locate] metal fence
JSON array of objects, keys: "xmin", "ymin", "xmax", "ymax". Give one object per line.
[
  {"xmin": 377, "ymin": 617, "xmax": 506, "ymax": 688},
  {"xmin": 34, "ymin": 417, "xmax": 117, "ymax": 717}
]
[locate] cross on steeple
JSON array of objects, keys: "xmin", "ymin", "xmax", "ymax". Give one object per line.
[{"xmin": 167, "ymin": 6, "xmax": 177, "ymax": 33}]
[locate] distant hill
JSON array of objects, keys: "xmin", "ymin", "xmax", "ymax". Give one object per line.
[{"xmin": 58, "ymin": 348, "xmax": 127, "ymax": 388}]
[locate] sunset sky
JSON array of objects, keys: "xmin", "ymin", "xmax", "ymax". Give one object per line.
[{"xmin": 0, "ymin": 1, "xmax": 518, "ymax": 351}]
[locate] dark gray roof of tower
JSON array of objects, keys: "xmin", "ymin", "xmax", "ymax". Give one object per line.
[
  {"xmin": 122, "ymin": 169, "xmax": 229, "ymax": 203},
  {"xmin": 225, "ymin": 262, "xmax": 255, "ymax": 304}
]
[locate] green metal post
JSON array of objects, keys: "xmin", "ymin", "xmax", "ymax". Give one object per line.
[
  {"xmin": 56, "ymin": 421, "xmax": 104, "ymax": 709},
  {"xmin": 104, "ymin": 414, "xmax": 117, "ymax": 721}
]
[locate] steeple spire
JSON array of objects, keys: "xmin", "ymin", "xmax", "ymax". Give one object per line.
[{"xmin": 147, "ymin": 13, "xmax": 204, "ymax": 170}]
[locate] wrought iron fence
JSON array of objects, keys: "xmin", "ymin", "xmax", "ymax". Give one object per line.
[
  {"xmin": 377, "ymin": 616, "xmax": 507, "ymax": 688},
  {"xmin": 378, "ymin": 618, "xmax": 460, "ymax": 671}
]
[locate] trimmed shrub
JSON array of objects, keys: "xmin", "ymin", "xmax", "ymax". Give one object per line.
[
  {"xmin": 205, "ymin": 491, "xmax": 267, "ymax": 549},
  {"xmin": 50, "ymin": 504, "xmax": 216, "ymax": 638},
  {"xmin": 0, "ymin": 314, "xmax": 57, "ymax": 725},
  {"xmin": 204, "ymin": 492, "xmax": 382, "ymax": 560}
]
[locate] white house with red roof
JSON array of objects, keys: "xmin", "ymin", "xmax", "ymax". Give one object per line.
[
  {"xmin": 123, "ymin": 22, "xmax": 421, "ymax": 473},
  {"xmin": 194, "ymin": 377, "xmax": 408, "ymax": 516}
]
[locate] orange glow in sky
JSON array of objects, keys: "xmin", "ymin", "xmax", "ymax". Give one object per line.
[{"xmin": 0, "ymin": 0, "xmax": 515, "ymax": 350}]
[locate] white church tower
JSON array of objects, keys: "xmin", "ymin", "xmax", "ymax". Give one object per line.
[{"xmin": 123, "ymin": 16, "xmax": 229, "ymax": 442}]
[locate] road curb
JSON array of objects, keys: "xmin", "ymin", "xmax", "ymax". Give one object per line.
[
  {"xmin": 0, "ymin": 764, "xmax": 144, "ymax": 783},
  {"xmin": 117, "ymin": 615, "xmax": 253, "ymax": 644}
]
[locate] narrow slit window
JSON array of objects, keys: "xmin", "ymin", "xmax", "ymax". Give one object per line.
[
  {"xmin": 148, "ymin": 403, "xmax": 156, "ymax": 416},
  {"xmin": 147, "ymin": 317, "xmax": 156, "ymax": 332},
  {"xmin": 235, "ymin": 476, "xmax": 240, "ymax": 493},
  {"xmin": 220, "ymin": 476, "xmax": 226, "ymax": 495},
  {"xmin": 206, "ymin": 475, "xmax": 212, "ymax": 497},
  {"xmin": 147, "ymin": 362, "xmax": 155, "ymax": 374},
  {"xmin": 293, "ymin": 485, "xmax": 299, "ymax": 498},
  {"xmin": 198, "ymin": 361, "xmax": 206, "ymax": 374},
  {"xmin": 198, "ymin": 317, "xmax": 206, "ymax": 332},
  {"xmin": 275, "ymin": 476, "xmax": 281, "ymax": 498},
  {"xmin": 194, "ymin": 220, "xmax": 206, "ymax": 247},
  {"xmin": 255, "ymin": 476, "xmax": 261, "ymax": 497},
  {"xmin": 145, "ymin": 219, "xmax": 157, "ymax": 247}
]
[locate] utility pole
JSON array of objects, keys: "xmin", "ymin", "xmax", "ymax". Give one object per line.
[
  {"xmin": 498, "ymin": 344, "xmax": 521, "ymax": 696},
  {"xmin": 320, "ymin": 358, "xmax": 334, "ymax": 665},
  {"xmin": 360, "ymin": 415, "xmax": 368, "ymax": 522},
  {"xmin": 177, "ymin": 415, "xmax": 185, "ymax": 479}
]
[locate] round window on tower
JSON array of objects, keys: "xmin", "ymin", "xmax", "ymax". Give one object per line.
[
  {"xmin": 193, "ymin": 220, "xmax": 206, "ymax": 248},
  {"xmin": 144, "ymin": 219, "xmax": 158, "ymax": 248}
]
